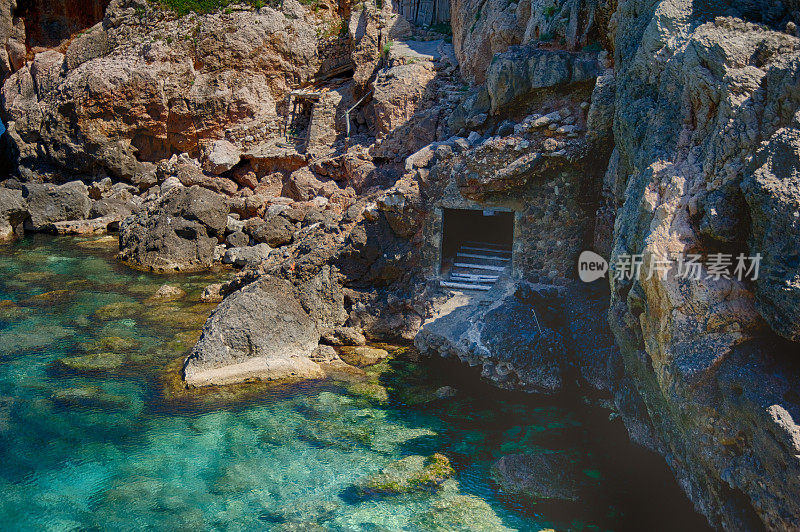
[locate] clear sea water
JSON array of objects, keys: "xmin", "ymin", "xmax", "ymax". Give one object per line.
[{"xmin": 0, "ymin": 235, "xmax": 709, "ymax": 531}]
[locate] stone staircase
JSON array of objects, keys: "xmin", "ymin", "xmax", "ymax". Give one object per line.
[{"xmin": 440, "ymin": 241, "xmax": 512, "ymax": 291}]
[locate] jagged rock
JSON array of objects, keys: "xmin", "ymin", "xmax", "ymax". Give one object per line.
[
  {"xmin": 2, "ymin": 3, "xmax": 325, "ymax": 179},
  {"xmin": 184, "ymin": 276, "xmax": 322, "ymax": 386},
  {"xmin": 118, "ymin": 185, "xmax": 228, "ymax": 272},
  {"xmin": 225, "ymin": 230, "xmax": 249, "ymax": 248},
  {"xmin": 742, "ymin": 128, "xmax": 800, "ymax": 342},
  {"xmin": 22, "ymin": 181, "xmax": 92, "ymax": 232},
  {"xmin": 0, "ymin": 188, "xmax": 27, "ymax": 241},
  {"xmin": 244, "ymin": 215, "xmax": 294, "ymax": 248},
  {"xmin": 321, "ymin": 326, "xmax": 367, "ymax": 346},
  {"xmin": 200, "ymin": 283, "xmax": 225, "ymax": 303}
]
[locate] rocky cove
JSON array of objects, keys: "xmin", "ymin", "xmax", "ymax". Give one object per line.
[{"xmin": 0, "ymin": 0, "xmax": 798, "ymax": 529}]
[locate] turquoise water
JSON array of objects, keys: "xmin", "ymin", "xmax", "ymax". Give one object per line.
[{"xmin": 0, "ymin": 235, "xmax": 707, "ymax": 531}]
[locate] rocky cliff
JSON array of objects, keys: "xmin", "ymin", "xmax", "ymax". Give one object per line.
[{"xmin": 1, "ymin": 0, "xmax": 800, "ymax": 529}]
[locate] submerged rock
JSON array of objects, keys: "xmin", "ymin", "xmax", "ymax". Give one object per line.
[
  {"xmin": 338, "ymin": 346, "xmax": 390, "ymax": 367},
  {"xmin": 146, "ymin": 284, "xmax": 187, "ymax": 304},
  {"xmin": 492, "ymin": 452, "xmax": 582, "ymax": 502},
  {"xmin": 411, "ymin": 491, "xmax": 514, "ymax": 531},
  {"xmin": 354, "ymin": 453, "xmax": 455, "ymax": 497},
  {"xmin": 55, "ymin": 352, "xmax": 127, "ymax": 373},
  {"xmin": 51, "ymin": 386, "xmax": 128, "ymax": 409},
  {"xmin": 184, "ymin": 276, "xmax": 323, "ymax": 386}
]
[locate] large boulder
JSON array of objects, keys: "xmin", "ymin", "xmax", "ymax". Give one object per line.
[
  {"xmin": 118, "ymin": 185, "xmax": 227, "ymax": 272},
  {"xmin": 0, "ymin": 188, "xmax": 27, "ymax": 241},
  {"xmin": 183, "ymin": 276, "xmax": 323, "ymax": 386},
  {"xmin": 22, "ymin": 181, "xmax": 91, "ymax": 231},
  {"xmin": 416, "ymin": 282, "xmax": 568, "ymax": 394}
]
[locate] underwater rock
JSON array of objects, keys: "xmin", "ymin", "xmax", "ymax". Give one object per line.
[
  {"xmin": 338, "ymin": 346, "xmax": 390, "ymax": 367},
  {"xmin": 354, "ymin": 453, "xmax": 455, "ymax": 497},
  {"xmin": 51, "ymin": 386, "xmax": 129, "ymax": 410},
  {"xmin": 22, "ymin": 289, "xmax": 75, "ymax": 306},
  {"xmin": 411, "ymin": 491, "xmax": 514, "ymax": 531},
  {"xmin": 146, "ymin": 284, "xmax": 187, "ymax": 304},
  {"xmin": 55, "ymin": 352, "xmax": 127, "ymax": 373},
  {"xmin": 83, "ymin": 336, "xmax": 140, "ymax": 353},
  {"xmin": 347, "ymin": 382, "xmax": 390, "ymax": 404},
  {"xmin": 95, "ymin": 301, "xmax": 141, "ymax": 320},
  {"xmin": 492, "ymin": 452, "xmax": 581, "ymax": 501}
]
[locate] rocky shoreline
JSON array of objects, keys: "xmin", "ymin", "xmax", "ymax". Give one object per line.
[{"xmin": 1, "ymin": 0, "xmax": 800, "ymax": 528}]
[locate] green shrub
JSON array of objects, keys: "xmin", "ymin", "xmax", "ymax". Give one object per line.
[
  {"xmin": 154, "ymin": 0, "xmax": 274, "ymax": 15},
  {"xmin": 543, "ymin": 5, "xmax": 557, "ymax": 17}
]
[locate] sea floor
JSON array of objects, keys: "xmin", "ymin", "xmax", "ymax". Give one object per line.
[{"xmin": 0, "ymin": 235, "xmax": 709, "ymax": 531}]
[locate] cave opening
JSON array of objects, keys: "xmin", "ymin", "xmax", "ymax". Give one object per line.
[
  {"xmin": 439, "ymin": 208, "xmax": 515, "ymax": 290},
  {"xmin": 14, "ymin": 0, "xmax": 110, "ymax": 49}
]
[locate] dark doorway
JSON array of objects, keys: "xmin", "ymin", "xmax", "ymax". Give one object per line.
[{"xmin": 440, "ymin": 208, "xmax": 514, "ymax": 281}]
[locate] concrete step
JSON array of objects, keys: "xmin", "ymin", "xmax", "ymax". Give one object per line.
[
  {"xmin": 453, "ymin": 262, "xmax": 507, "ymax": 272},
  {"xmin": 460, "ymin": 246, "xmax": 512, "ymax": 255},
  {"xmin": 456, "ymin": 252, "xmax": 511, "ymax": 262},
  {"xmin": 440, "ymin": 281, "xmax": 492, "ymax": 291},
  {"xmin": 451, "ymin": 272, "xmax": 500, "ymax": 280}
]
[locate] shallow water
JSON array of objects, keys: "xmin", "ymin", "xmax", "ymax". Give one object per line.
[{"xmin": 0, "ymin": 235, "xmax": 709, "ymax": 531}]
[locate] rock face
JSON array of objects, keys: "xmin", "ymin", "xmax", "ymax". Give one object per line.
[
  {"xmin": 607, "ymin": 6, "xmax": 800, "ymax": 530},
  {"xmin": 184, "ymin": 276, "xmax": 323, "ymax": 386},
  {"xmin": 118, "ymin": 185, "xmax": 228, "ymax": 272},
  {"xmin": 0, "ymin": 188, "xmax": 27, "ymax": 241}
]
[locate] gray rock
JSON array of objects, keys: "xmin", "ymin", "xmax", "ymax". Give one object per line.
[
  {"xmin": 225, "ymin": 230, "xmax": 249, "ymax": 248},
  {"xmin": 416, "ymin": 282, "xmax": 567, "ymax": 394},
  {"xmin": 22, "ymin": 181, "xmax": 91, "ymax": 231},
  {"xmin": 0, "ymin": 188, "xmax": 27, "ymax": 241},
  {"xmin": 184, "ymin": 276, "xmax": 323, "ymax": 386},
  {"xmin": 204, "ymin": 139, "xmax": 242, "ymax": 175},
  {"xmin": 244, "ymin": 215, "xmax": 294, "ymax": 248},
  {"xmin": 742, "ymin": 128, "xmax": 800, "ymax": 341},
  {"xmin": 118, "ymin": 185, "xmax": 228, "ymax": 272},
  {"xmin": 222, "ymin": 243, "xmax": 272, "ymax": 268},
  {"xmin": 487, "ymin": 48, "xmax": 602, "ymax": 112}
]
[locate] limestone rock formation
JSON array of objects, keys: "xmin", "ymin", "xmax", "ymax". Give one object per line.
[
  {"xmin": 184, "ymin": 276, "xmax": 323, "ymax": 386},
  {"xmin": 607, "ymin": 7, "xmax": 800, "ymax": 530}
]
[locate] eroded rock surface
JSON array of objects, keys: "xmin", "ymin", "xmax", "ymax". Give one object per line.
[{"xmin": 184, "ymin": 276, "xmax": 323, "ymax": 386}]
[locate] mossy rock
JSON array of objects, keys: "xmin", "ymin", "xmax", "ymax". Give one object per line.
[
  {"xmin": 411, "ymin": 492, "xmax": 514, "ymax": 531},
  {"xmin": 355, "ymin": 453, "xmax": 455, "ymax": 497},
  {"xmin": 22, "ymin": 289, "xmax": 75, "ymax": 306},
  {"xmin": 83, "ymin": 336, "xmax": 140, "ymax": 352},
  {"xmin": 55, "ymin": 352, "xmax": 126, "ymax": 373},
  {"xmin": 347, "ymin": 382, "xmax": 390, "ymax": 404},
  {"xmin": 0, "ymin": 300, "xmax": 25, "ymax": 321},
  {"xmin": 14, "ymin": 271, "xmax": 55, "ymax": 282},
  {"xmin": 143, "ymin": 305, "xmax": 209, "ymax": 330},
  {"xmin": 338, "ymin": 346, "xmax": 390, "ymax": 367},
  {"xmin": 95, "ymin": 301, "xmax": 141, "ymax": 320}
]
